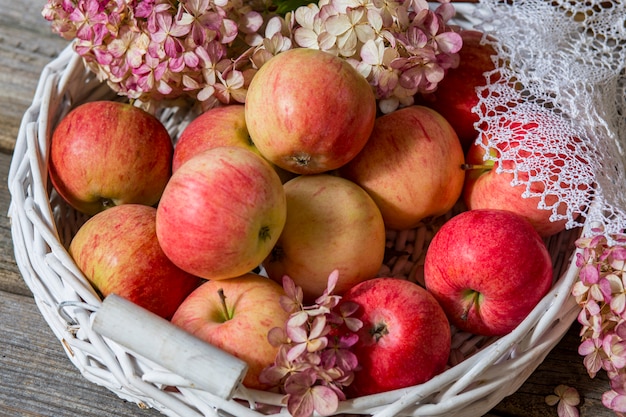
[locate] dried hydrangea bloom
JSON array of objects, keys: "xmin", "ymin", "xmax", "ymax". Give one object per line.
[{"xmin": 42, "ymin": 0, "xmax": 461, "ymax": 111}]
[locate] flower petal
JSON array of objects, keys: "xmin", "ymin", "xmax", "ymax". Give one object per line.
[
  {"xmin": 311, "ymin": 385, "xmax": 339, "ymax": 416},
  {"xmin": 435, "ymin": 31, "xmax": 463, "ymax": 54}
]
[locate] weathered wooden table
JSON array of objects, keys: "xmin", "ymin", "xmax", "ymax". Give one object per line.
[{"xmin": 0, "ymin": 1, "xmax": 617, "ymax": 416}]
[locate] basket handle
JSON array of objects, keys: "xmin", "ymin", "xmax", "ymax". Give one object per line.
[{"xmin": 92, "ymin": 294, "xmax": 248, "ymax": 400}]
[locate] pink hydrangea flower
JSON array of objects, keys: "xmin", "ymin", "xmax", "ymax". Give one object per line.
[{"xmin": 43, "ymin": 0, "xmax": 462, "ymax": 110}]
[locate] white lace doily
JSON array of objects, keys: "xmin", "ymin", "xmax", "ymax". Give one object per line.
[{"xmin": 455, "ymin": 0, "xmax": 626, "ymax": 239}]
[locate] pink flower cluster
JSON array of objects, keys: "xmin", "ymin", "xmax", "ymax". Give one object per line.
[
  {"xmin": 259, "ymin": 271, "xmax": 363, "ymax": 417},
  {"xmin": 573, "ymin": 229, "xmax": 626, "ymax": 415},
  {"xmin": 42, "ymin": 0, "xmax": 253, "ymax": 107},
  {"xmin": 42, "ymin": 0, "xmax": 462, "ymax": 112}
]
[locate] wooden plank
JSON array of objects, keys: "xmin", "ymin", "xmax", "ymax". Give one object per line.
[
  {"xmin": 0, "ymin": 291, "xmax": 163, "ymax": 417},
  {"xmin": 0, "ymin": 151, "xmax": 31, "ymax": 297},
  {"xmin": 489, "ymin": 325, "xmax": 612, "ymax": 416},
  {"xmin": 0, "ymin": 0, "xmax": 70, "ymax": 153},
  {"xmin": 1, "ymin": 148, "xmax": 26, "ymax": 292}
]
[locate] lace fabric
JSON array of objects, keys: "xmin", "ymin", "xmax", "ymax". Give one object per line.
[{"xmin": 456, "ymin": 0, "xmax": 626, "ymax": 239}]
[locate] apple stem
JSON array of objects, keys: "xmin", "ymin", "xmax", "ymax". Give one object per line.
[
  {"xmin": 461, "ymin": 163, "xmax": 492, "ymax": 171},
  {"xmin": 461, "ymin": 291, "xmax": 481, "ymax": 322},
  {"xmin": 218, "ymin": 288, "xmax": 232, "ymax": 321}
]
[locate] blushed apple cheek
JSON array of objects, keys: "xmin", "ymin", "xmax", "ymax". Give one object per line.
[{"xmin": 172, "ymin": 297, "xmax": 221, "ymax": 332}]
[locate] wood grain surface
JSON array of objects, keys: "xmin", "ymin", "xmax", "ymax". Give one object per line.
[{"xmin": 0, "ymin": 1, "xmax": 615, "ymax": 416}]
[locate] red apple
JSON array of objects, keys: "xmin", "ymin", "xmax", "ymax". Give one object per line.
[
  {"xmin": 245, "ymin": 48, "xmax": 377, "ymax": 174},
  {"xmin": 462, "ymin": 116, "xmax": 587, "ymax": 237},
  {"xmin": 339, "ymin": 277, "xmax": 451, "ymax": 397},
  {"xmin": 156, "ymin": 146, "xmax": 287, "ymax": 280},
  {"xmin": 69, "ymin": 204, "xmax": 202, "ymax": 319},
  {"xmin": 262, "ymin": 174, "xmax": 386, "ymax": 302},
  {"xmin": 423, "ymin": 209, "xmax": 554, "ymax": 337},
  {"xmin": 171, "ymin": 273, "xmax": 290, "ymax": 390},
  {"xmin": 340, "ymin": 105, "xmax": 465, "ymax": 230},
  {"xmin": 417, "ymin": 30, "xmax": 497, "ymax": 151},
  {"xmin": 173, "ymin": 105, "xmax": 250, "ymax": 172},
  {"xmin": 172, "ymin": 104, "xmax": 295, "ymax": 182},
  {"xmin": 49, "ymin": 100, "xmax": 173, "ymax": 215}
]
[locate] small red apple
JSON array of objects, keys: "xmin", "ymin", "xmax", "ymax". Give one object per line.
[
  {"xmin": 340, "ymin": 105, "xmax": 465, "ymax": 230},
  {"xmin": 245, "ymin": 48, "xmax": 377, "ymax": 174},
  {"xmin": 49, "ymin": 100, "xmax": 173, "ymax": 215},
  {"xmin": 423, "ymin": 209, "xmax": 554, "ymax": 337},
  {"xmin": 417, "ymin": 30, "xmax": 497, "ymax": 151},
  {"xmin": 69, "ymin": 204, "xmax": 202, "ymax": 319},
  {"xmin": 340, "ymin": 277, "xmax": 451, "ymax": 398},
  {"xmin": 156, "ymin": 146, "xmax": 287, "ymax": 280},
  {"xmin": 171, "ymin": 273, "xmax": 290, "ymax": 390}
]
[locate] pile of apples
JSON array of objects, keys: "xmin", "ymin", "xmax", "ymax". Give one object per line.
[{"xmin": 49, "ymin": 30, "xmax": 575, "ymax": 398}]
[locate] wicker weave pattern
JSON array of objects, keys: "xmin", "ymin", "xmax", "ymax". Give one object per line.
[{"xmin": 8, "ymin": 43, "xmax": 585, "ymax": 417}]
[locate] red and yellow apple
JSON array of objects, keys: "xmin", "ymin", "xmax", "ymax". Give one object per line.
[
  {"xmin": 172, "ymin": 104, "xmax": 295, "ymax": 182},
  {"xmin": 262, "ymin": 174, "xmax": 386, "ymax": 302},
  {"xmin": 423, "ymin": 209, "xmax": 554, "ymax": 337},
  {"xmin": 171, "ymin": 274, "xmax": 290, "ymax": 390},
  {"xmin": 463, "ymin": 116, "xmax": 587, "ymax": 237},
  {"xmin": 245, "ymin": 48, "xmax": 377, "ymax": 174},
  {"xmin": 156, "ymin": 146, "xmax": 287, "ymax": 280},
  {"xmin": 340, "ymin": 105, "xmax": 465, "ymax": 230},
  {"xmin": 69, "ymin": 204, "xmax": 202, "ymax": 319},
  {"xmin": 49, "ymin": 100, "xmax": 173, "ymax": 215},
  {"xmin": 173, "ymin": 105, "xmax": 251, "ymax": 172},
  {"xmin": 340, "ymin": 277, "xmax": 451, "ymax": 397}
]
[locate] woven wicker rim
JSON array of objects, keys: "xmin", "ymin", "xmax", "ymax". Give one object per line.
[{"xmin": 8, "ymin": 39, "xmax": 585, "ymax": 417}]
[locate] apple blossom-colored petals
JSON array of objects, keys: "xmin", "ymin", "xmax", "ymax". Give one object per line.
[
  {"xmin": 578, "ymin": 337, "xmax": 604, "ymax": 378},
  {"xmin": 281, "ymin": 275, "xmax": 304, "ymax": 308},
  {"xmin": 603, "ymin": 334, "xmax": 626, "ymax": 371},
  {"xmin": 267, "ymin": 327, "xmax": 289, "ymax": 348},
  {"xmin": 287, "ymin": 311, "xmax": 310, "ymax": 328},
  {"xmin": 43, "ymin": 0, "xmax": 463, "ymax": 108},
  {"xmin": 435, "ymin": 31, "xmax": 463, "ymax": 54},
  {"xmin": 603, "ymin": 390, "xmax": 626, "ymax": 413},
  {"xmin": 434, "ymin": 2, "xmax": 456, "ymax": 22},
  {"xmin": 259, "ymin": 272, "xmax": 362, "ymax": 417},
  {"xmin": 285, "ymin": 370, "xmax": 339, "ymax": 417},
  {"xmin": 545, "ymin": 385, "xmax": 580, "ymax": 417},
  {"xmin": 573, "ymin": 228, "xmax": 626, "ymax": 416},
  {"xmin": 579, "ymin": 263, "xmax": 601, "ymax": 285},
  {"xmin": 322, "ymin": 333, "xmax": 359, "ymax": 370}
]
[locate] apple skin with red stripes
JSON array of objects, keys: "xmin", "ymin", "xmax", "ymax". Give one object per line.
[{"xmin": 424, "ymin": 209, "xmax": 554, "ymax": 337}]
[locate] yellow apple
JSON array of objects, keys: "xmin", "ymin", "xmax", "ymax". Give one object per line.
[
  {"xmin": 340, "ymin": 105, "xmax": 465, "ymax": 230},
  {"xmin": 263, "ymin": 174, "xmax": 386, "ymax": 302}
]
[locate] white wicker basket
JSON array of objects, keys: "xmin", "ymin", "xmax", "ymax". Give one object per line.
[{"xmin": 8, "ymin": 37, "xmax": 586, "ymax": 417}]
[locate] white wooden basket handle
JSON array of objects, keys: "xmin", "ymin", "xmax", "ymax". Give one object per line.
[{"xmin": 92, "ymin": 294, "xmax": 248, "ymax": 400}]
